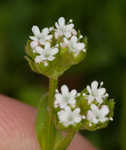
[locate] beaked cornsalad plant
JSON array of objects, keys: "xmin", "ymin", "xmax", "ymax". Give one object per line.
[{"xmin": 25, "ymin": 17, "xmax": 114, "ymax": 150}]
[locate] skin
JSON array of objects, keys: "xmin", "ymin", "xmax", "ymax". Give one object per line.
[{"xmin": 0, "ymin": 94, "xmax": 97, "ymax": 150}]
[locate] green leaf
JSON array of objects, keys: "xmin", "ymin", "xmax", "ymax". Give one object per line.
[
  {"xmin": 35, "ymin": 94, "xmax": 54, "ymax": 150},
  {"xmin": 54, "ymin": 130, "xmax": 63, "ymax": 149},
  {"xmin": 35, "ymin": 94, "xmax": 63, "ymax": 150}
]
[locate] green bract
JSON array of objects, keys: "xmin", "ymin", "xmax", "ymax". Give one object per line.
[{"xmin": 25, "ymin": 39, "xmax": 87, "ymax": 79}]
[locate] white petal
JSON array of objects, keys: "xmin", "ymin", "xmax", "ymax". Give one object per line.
[
  {"xmin": 47, "ymin": 35, "xmax": 52, "ymax": 40},
  {"xmin": 70, "ymin": 89, "xmax": 77, "ymax": 96},
  {"xmin": 65, "ymin": 32, "xmax": 71, "ymax": 38},
  {"xmin": 100, "ymin": 81, "xmax": 104, "ymax": 86},
  {"xmin": 87, "ymin": 95, "xmax": 94, "ymax": 103},
  {"xmin": 35, "ymin": 46, "xmax": 43, "ymax": 54},
  {"xmin": 100, "ymin": 105, "xmax": 109, "ymax": 116},
  {"xmin": 34, "ymin": 56, "xmax": 42, "ymax": 63},
  {"xmin": 58, "ymin": 17, "xmax": 65, "ymax": 26},
  {"xmin": 78, "ymin": 43, "xmax": 84, "ymax": 50},
  {"xmin": 29, "ymin": 36, "xmax": 38, "ymax": 41},
  {"xmin": 71, "ymin": 36, "xmax": 77, "ymax": 42},
  {"xmin": 63, "ymin": 38, "xmax": 69, "ymax": 45},
  {"xmin": 74, "ymin": 108, "xmax": 80, "ymax": 113},
  {"xmin": 48, "ymin": 56, "xmax": 55, "ymax": 61},
  {"xmin": 96, "ymin": 97, "xmax": 103, "ymax": 104},
  {"xmin": 49, "ymin": 27, "xmax": 54, "ymax": 31},
  {"xmin": 42, "ymin": 27, "xmax": 49, "ymax": 34},
  {"xmin": 87, "ymin": 86, "xmax": 91, "ymax": 94},
  {"xmin": 91, "ymin": 81, "xmax": 98, "ymax": 90},
  {"xmin": 93, "ymin": 118, "xmax": 99, "ymax": 124},
  {"xmin": 30, "ymin": 41, "xmax": 38, "ymax": 48},
  {"xmin": 32, "ymin": 25, "xmax": 40, "ymax": 36},
  {"xmin": 87, "ymin": 111, "xmax": 95, "ymax": 121},
  {"xmin": 98, "ymin": 88, "xmax": 106, "ymax": 95},
  {"xmin": 61, "ymin": 85, "xmax": 69, "ymax": 95},
  {"xmin": 67, "ymin": 24, "xmax": 74, "ymax": 30},
  {"xmin": 50, "ymin": 48, "xmax": 59, "ymax": 55},
  {"xmin": 90, "ymin": 104, "xmax": 98, "ymax": 111},
  {"xmin": 55, "ymin": 93, "xmax": 62, "ymax": 100},
  {"xmin": 45, "ymin": 42, "xmax": 50, "ymax": 49},
  {"xmin": 74, "ymin": 116, "xmax": 81, "ymax": 123},
  {"xmin": 64, "ymin": 106, "xmax": 71, "ymax": 111}
]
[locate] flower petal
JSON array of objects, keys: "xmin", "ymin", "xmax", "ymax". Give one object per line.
[
  {"xmin": 71, "ymin": 89, "xmax": 77, "ymax": 96},
  {"xmin": 32, "ymin": 25, "xmax": 40, "ymax": 36},
  {"xmin": 100, "ymin": 105, "xmax": 109, "ymax": 116},
  {"xmin": 61, "ymin": 85, "xmax": 69, "ymax": 95},
  {"xmin": 58, "ymin": 17, "xmax": 65, "ymax": 26},
  {"xmin": 91, "ymin": 81, "xmax": 98, "ymax": 90},
  {"xmin": 50, "ymin": 48, "xmax": 59, "ymax": 55},
  {"xmin": 98, "ymin": 88, "xmax": 106, "ymax": 95}
]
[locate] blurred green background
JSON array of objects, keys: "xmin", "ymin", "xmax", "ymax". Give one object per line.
[{"xmin": 0, "ymin": 0, "xmax": 125, "ymax": 149}]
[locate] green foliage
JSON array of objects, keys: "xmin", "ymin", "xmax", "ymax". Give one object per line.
[{"xmin": 35, "ymin": 94, "xmax": 63, "ymax": 150}]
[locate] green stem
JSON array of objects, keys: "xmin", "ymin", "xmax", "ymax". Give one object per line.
[
  {"xmin": 47, "ymin": 78, "xmax": 58, "ymax": 150},
  {"xmin": 55, "ymin": 130, "xmax": 77, "ymax": 150}
]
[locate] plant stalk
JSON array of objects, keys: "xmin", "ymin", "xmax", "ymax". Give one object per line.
[
  {"xmin": 47, "ymin": 78, "xmax": 58, "ymax": 150},
  {"xmin": 55, "ymin": 130, "xmax": 77, "ymax": 150}
]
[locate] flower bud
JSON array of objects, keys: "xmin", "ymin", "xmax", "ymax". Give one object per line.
[{"xmin": 77, "ymin": 81, "xmax": 114, "ymax": 131}]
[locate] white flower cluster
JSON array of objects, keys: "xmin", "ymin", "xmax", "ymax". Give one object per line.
[
  {"xmin": 84, "ymin": 81, "xmax": 112, "ymax": 126},
  {"xmin": 55, "ymin": 17, "xmax": 86, "ymax": 56},
  {"xmin": 54, "ymin": 85, "xmax": 83, "ymax": 127},
  {"xmin": 29, "ymin": 17, "xmax": 86, "ymax": 66},
  {"xmin": 54, "ymin": 81, "xmax": 112, "ymax": 128},
  {"xmin": 29, "ymin": 26, "xmax": 58, "ymax": 66}
]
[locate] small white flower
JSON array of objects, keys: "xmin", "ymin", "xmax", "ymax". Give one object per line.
[
  {"xmin": 55, "ymin": 17, "xmax": 77, "ymax": 39},
  {"xmin": 34, "ymin": 43, "xmax": 58, "ymax": 65},
  {"xmin": 58, "ymin": 106, "xmax": 82, "ymax": 127},
  {"xmin": 86, "ymin": 81, "xmax": 108, "ymax": 104},
  {"xmin": 54, "ymin": 84, "xmax": 77, "ymax": 108},
  {"xmin": 33, "ymin": 46, "xmax": 43, "ymax": 54},
  {"xmin": 87, "ymin": 104, "xmax": 109, "ymax": 124},
  {"xmin": 61, "ymin": 36, "xmax": 86, "ymax": 55},
  {"xmin": 39, "ymin": 28, "xmax": 52, "ymax": 45},
  {"xmin": 30, "ymin": 26, "xmax": 52, "ymax": 48}
]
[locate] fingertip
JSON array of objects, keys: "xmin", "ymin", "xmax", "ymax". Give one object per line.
[{"xmin": 0, "ymin": 95, "xmax": 40, "ymax": 150}]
